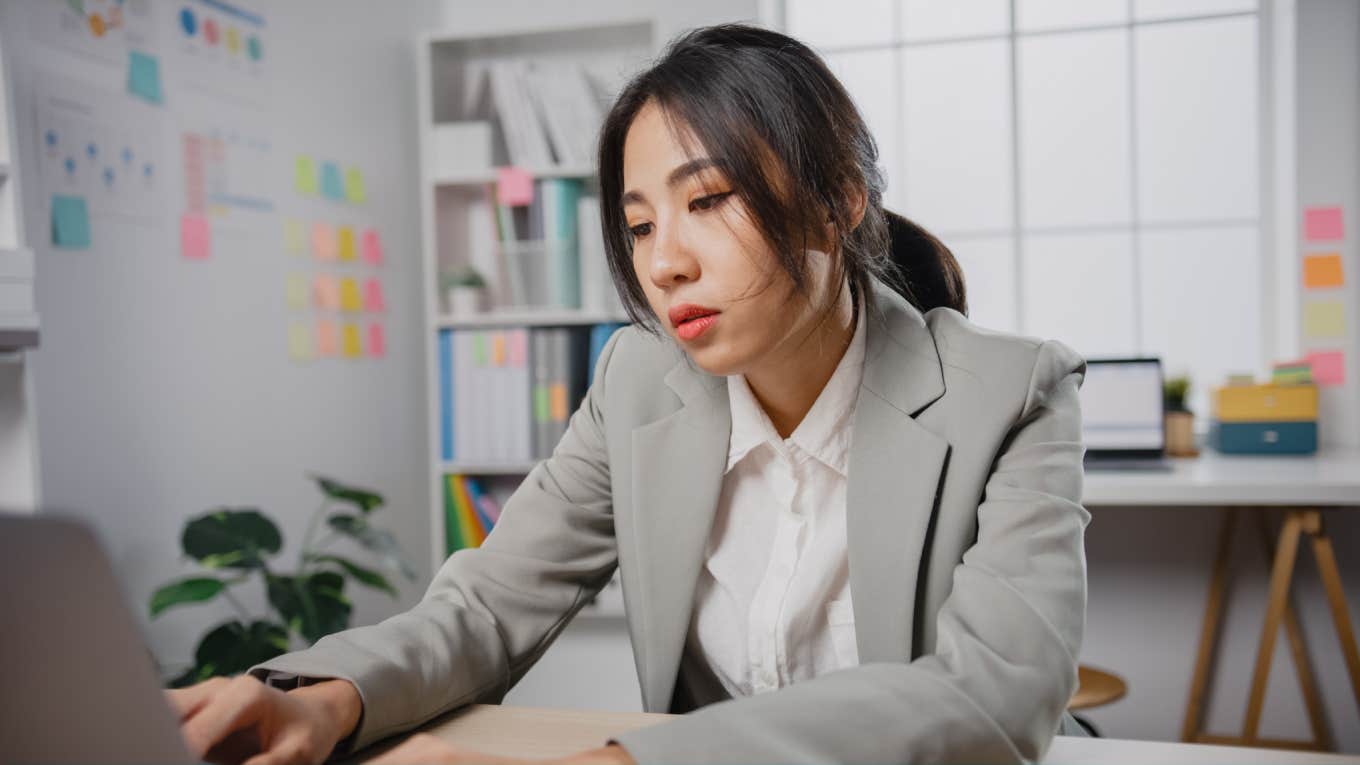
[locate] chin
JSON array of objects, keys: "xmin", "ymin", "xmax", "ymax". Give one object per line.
[{"xmin": 679, "ymin": 342, "xmax": 745, "ymax": 378}]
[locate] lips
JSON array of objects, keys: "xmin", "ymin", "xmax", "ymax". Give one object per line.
[{"xmin": 668, "ymin": 303, "xmax": 721, "ymax": 329}]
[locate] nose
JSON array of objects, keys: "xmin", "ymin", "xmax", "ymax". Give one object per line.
[{"xmin": 648, "ymin": 220, "xmax": 700, "ymax": 290}]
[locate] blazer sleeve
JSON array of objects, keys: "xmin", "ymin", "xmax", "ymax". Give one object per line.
[
  {"xmin": 245, "ymin": 328, "xmax": 626, "ymax": 756},
  {"xmin": 613, "ymin": 338, "xmax": 1090, "ymax": 765}
]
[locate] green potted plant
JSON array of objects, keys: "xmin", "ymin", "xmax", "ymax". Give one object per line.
[
  {"xmin": 1164, "ymin": 375, "xmax": 1198, "ymax": 457},
  {"xmin": 149, "ymin": 474, "xmax": 416, "ymax": 687},
  {"xmin": 442, "ymin": 265, "xmax": 487, "ymax": 316}
]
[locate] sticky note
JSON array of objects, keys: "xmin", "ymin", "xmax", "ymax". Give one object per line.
[
  {"xmin": 339, "ymin": 277, "xmax": 362, "ymax": 312},
  {"xmin": 180, "ymin": 213, "xmax": 211, "ymax": 260},
  {"xmin": 285, "ymin": 274, "xmax": 308, "ymax": 309},
  {"xmin": 1306, "ymin": 350, "xmax": 1346, "ymax": 386},
  {"xmin": 288, "ymin": 322, "xmax": 314, "ymax": 361},
  {"xmin": 337, "ymin": 226, "xmax": 356, "ymax": 261},
  {"xmin": 1304, "ymin": 206, "xmax": 1344, "ymax": 241},
  {"xmin": 311, "ymin": 222, "xmax": 336, "ymax": 261},
  {"xmin": 316, "ymin": 320, "xmax": 339, "ymax": 357},
  {"xmin": 1303, "ymin": 300, "xmax": 1345, "ymax": 339},
  {"xmin": 367, "ymin": 323, "xmax": 386, "ymax": 358},
  {"xmin": 1302, "ymin": 252, "xmax": 1345, "ymax": 289},
  {"xmin": 51, "ymin": 194, "xmax": 91, "ymax": 249},
  {"xmin": 313, "ymin": 274, "xmax": 340, "ymax": 310},
  {"xmin": 496, "ymin": 166, "xmax": 534, "ymax": 206},
  {"xmin": 344, "ymin": 168, "xmax": 366, "ymax": 203},
  {"xmin": 321, "ymin": 162, "xmax": 345, "ymax": 201},
  {"xmin": 295, "ymin": 156, "xmax": 317, "ymax": 194},
  {"xmin": 128, "ymin": 51, "xmax": 163, "ymax": 105},
  {"xmin": 492, "ymin": 332, "xmax": 506, "ymax": 365},
  {"xmin": 283, "ymin": 218, "xmax": 305, "ymax": 254},
  {"xmin": 508, "ymin": 330, "xmax": 527, "ymax": 365},
  {"xmin": 549, "ymin": 382, "xmax": 568, "ymax": 420},
  {"xmin": 342, "ymin": 323, "xmax": 362, "ymax": 357},
  {"xmin": 361, "ymin": 229, "xmax": 384, "ymax": 265},
  {"xmin": 363, "ymin": 278, "xmax": 385, "ymax": 312}
]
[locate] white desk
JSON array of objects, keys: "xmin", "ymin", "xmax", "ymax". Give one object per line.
[{"xmin": 1081, "ymin": 449, "xmax": 1360, "ymax": 751}]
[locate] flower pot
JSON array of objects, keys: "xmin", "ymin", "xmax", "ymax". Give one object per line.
[
  {"xmin": 1165, "ymin": 410, "xmax": 1198, "ymax": 457},
  {"xmin": 447, "ymin": 285, "xmax": 483, "ymax": 316}
]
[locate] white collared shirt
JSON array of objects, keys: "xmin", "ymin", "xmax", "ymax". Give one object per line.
[{"xmin": 687, "ymin": 292, "xmax": 867, "ymax": 697}]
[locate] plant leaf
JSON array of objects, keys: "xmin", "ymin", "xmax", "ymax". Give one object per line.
[
  {"xmin": 266, "ymin": 572, "xmax": 352, "ymax": 645},
  {"xmin": 168, "ymin": 620, "xmax": 290, "ymax": 687},
  {"xmin": 312, "ymin": 475, "xmax": 384, "ymax": 514},
  {"xmin": 182, "ymin": 509, "xmax": 282, "ymax": 570},
  {"xmin": 308, "ymin": 553, "xmax": 397, "ymax": 597},
  {"xmin": 327, "ymin": 514, "xmax": 417, "ymax": 581},
  {"xmin": 149, "ymin": 577, "xmax": 225, "ymax": 618}
]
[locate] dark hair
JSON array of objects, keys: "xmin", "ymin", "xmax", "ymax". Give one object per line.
[{"xmin": 596, "ymin": 22, "xmax": 968, "ymax": 336}]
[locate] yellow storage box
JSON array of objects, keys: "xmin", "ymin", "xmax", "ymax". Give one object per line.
[{"xmin": 1211, "ymin": 383, "xmax": 1318, "ymax": 422}]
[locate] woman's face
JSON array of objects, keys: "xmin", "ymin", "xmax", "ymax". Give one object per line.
[{"xmin": 622, "ymin": 100, "xmax": 839, "ymax": 378}]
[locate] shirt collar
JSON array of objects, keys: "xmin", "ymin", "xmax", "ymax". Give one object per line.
[{"xmin": 725, "ymin": 290, "xmax": 867, "ymax": 476}]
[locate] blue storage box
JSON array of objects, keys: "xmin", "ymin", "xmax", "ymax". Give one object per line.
[{"xmin": 1208, "ymin": 420, "xmax": 1318, "ymax": 455}]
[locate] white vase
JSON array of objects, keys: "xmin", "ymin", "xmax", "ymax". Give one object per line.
[{"xmin": 447, "ymin": 286, "xmax": 482, "ymax": 316}]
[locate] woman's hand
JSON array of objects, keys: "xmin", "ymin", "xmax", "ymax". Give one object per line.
[
  {"xmin": 366, "ymin": 733, "xmax": 636, "ymax": 765},
  {"xmin": 164, "ymin": 675, "xmax": 363, "ymax": 765}
]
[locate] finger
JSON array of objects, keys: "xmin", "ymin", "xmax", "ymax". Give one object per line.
[
  {"xmin": 239, "ymin": 734, "xmax": 304, "ymax": 765},
  {"xmin": 165, "ymin": 677, "xmax": 230, "ymax": 720},
  {"xmin": 180, "ymin": 676, "xmax": 271, "ymax": 759}
]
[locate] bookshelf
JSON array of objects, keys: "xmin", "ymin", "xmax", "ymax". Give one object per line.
[{"xmin": 415, "ymin": 20, "xmax": 657, "ymax": 618}]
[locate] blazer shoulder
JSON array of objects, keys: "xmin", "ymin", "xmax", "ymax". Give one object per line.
[{"xmin": 922, "ymin": 307, "xmax": 1086, "ymax": 407}]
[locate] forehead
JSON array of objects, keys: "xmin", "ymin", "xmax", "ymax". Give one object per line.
[{"xmin": 623, "ymin": 101, "xmax": 704, "ymax": 177}]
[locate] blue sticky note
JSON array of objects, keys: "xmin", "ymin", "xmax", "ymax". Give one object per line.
[
  {"xmin": 320, "ymin": 161, "xmax": 345, "ymax": 201},
  {"xmin": 128, "ymin": 50, "xmax": 163, "ymax": 105},
  {"xmin": 51, "ymin": 195, "xmax": 91, "ymax": 249}
]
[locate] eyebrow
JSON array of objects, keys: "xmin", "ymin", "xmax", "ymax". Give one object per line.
[{"xmin": 621, "ymin": 157, "xmax": 720, "ymax": 207}]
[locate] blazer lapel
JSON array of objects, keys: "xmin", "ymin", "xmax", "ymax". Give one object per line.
[
  {"xmin": 846, "ymin": 277, "xmax": 950, "ymax": 663},
  {"xmin": 630, "ymin": 358, "xmax": 730, "ymax": 712}
]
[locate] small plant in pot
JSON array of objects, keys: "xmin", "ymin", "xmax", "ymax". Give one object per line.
[
  {"xmin": 442, "ymin": 266, "xmax": 487, "ymax": 316},
  {"xmin": 149, "ymin": 474, "xmax": 416, "ymax": 687},
  {"xmin": 1164, "ymin": 375, "xmax": 1198, "ymax": 457}
]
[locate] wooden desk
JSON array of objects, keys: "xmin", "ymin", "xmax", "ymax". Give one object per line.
[
  {"xmin": 355, "ymin": 704, "xmax": 1360, "ymax": 764},
  {"xmin": 1082, "ymin": 450, "xmax": 1360, "ymax": 751}
]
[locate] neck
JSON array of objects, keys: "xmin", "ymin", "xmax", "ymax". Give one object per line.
[{"xmin": 743, "ymin": 283, "xmax": 858, "ymax": 439}]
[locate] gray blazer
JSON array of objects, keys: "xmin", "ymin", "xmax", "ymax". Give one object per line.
[{"xmin": 250, "ymin": 273, "xmax": 1091, "ymax": 764}]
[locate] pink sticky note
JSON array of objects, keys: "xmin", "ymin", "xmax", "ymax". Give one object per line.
[
  {"xmin": 361, "ymin": 228, "xmax": 384, "ymax": 265},
  {"xmin": 508, "ymin": 329, "xmax": 527, "ymax": 366},
  {"xmin": 316, "ymin": 320, "xmax": 339, "ymax": 357},
  {"xmin": 1304, "ymin": 206, "xmax": 1345, "ymax": 242},
  {"xmin": 367, "ymin": 323, "xmax": 386, "ymax": 358},
  {"xmin": 311, "ymin": 222, "xmax": 337, "ymax": 261},
  {"xmin": 180, "ymin": 213, "xmax": 211, "ymax": 260},
  {"xmin": 496, "ymin": 166, "xmax": 534, "ymax": 206},
  {"xmin": 313, "ymin": 274, "xmax": 340, "ymax": 310},
  {"xmin": 1306, "ymin": 350, "xmax": 1346, "ymax": 386},
  {"xmin": 363, "ymin": 278, "xmax": 386, "ymax": 312}
]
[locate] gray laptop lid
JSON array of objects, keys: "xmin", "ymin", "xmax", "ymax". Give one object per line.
[{"xmin": 0, "ymin": 513, "xmax": 195, "ymax": 765}]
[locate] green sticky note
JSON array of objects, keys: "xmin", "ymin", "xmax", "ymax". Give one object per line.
[
  {"xmin": 127, "ymin": 50, "xmax": 162, "ymax": 105},
  {"xmin": 344, "ymin": 168, "xmax": 365, "ymax": 203},
  {"xmin": 295, "ymin": 156, "xmax": 317, "ymax": 194},
  {"xmin": 52, "ymin": 194, "xmax": 91, "ymax": 249}
]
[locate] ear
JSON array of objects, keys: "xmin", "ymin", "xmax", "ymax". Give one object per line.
[{"xmin": 819, "ymin": 183, "xmax": 869, "ymax": 248}]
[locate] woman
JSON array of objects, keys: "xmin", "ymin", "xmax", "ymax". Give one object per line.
[{"xmin": 168, "ymin": 22, "xmax": 1089, "ymax": 765}]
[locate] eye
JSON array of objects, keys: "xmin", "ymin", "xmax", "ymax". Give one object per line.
[
  {"xmin": 629, "ymin": 222, "xmax": 653, "ymax": 239},
  {"xmin": 691, "ymin": 191, "xmax": 732, "ymax": 212}
]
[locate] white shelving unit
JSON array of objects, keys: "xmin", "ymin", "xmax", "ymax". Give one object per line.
[{"xmin": 415, "ymin": 20, "xmax": 657, "ymax": 619}]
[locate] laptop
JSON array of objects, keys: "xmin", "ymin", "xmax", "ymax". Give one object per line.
[
  {"xmin": 0, "ymin": 513, "xmax": 200, "ymax": 765},
  {"xmin": 1078, "ymin": 358, "xmax": 1174, "ymax": 471}
]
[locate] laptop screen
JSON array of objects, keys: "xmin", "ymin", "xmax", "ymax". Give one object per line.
[{"xmin": 1080, "ymin": 359, "xmax": 1165, "ymax": 454}]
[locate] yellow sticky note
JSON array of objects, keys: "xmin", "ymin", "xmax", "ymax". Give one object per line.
[
  {"xmin": 288, "ymin": 323, "xmax": 314, "ymax": 361},
  {"xmin": 342, "ymin": 323, "xmax": 363, "ymax": 358},
  {"xmin": 284, "ymin": 218, "xmax": 305, "ymax": 254},
  {"xmin": 296, "ymin": 156, "xmax": 317, "ymax": 194},
  {"xmin": 285, "ymin": 274, "xmax": 308, "ymax": 309},
  {"xmin": 344, "ymin": 168, "xmax": 366, "ymax": 203},
  {"xmin": 1303, "ymin": 300, "xmax": 1346, "ymax": 339},
  {"xmin": 338, "ymin": 226, "xmax": 356, "ymax": 261},
  {"xmin": 339, "ymin": 277, "xmax": 363, "ymax": 312}
]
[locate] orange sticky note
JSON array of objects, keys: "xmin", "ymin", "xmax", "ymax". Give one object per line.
[
  {"xmin": 1303, "ymin": 253, "xmax": 1345, "ymax": 289},
  {"xmin": 361, "ymin": 229, "xmax": 383, "ymax": 265},
  {"xmin": 342, "ymin": 323, "xmax": 362, "ymax": 358},
  {"xmin": 367, "ymin": 323, "xmax": 386, "ymax": 358},
  {"xmin": 1306, "ymin": 350, "xmax": 1346, "ymax": 386},
  {"xmin": 363, "ymin": 278, "xmax": 385, "ymax": 312},
  {"xmin": 180, "ymin": 213, "xmax": 211, "ymax": 260},
  {"xmin": 311, "ymin": 222, "xmax": 336, "ymax": 261},
  {"xmin": 549, "ymin": 381, "xmax": 567, "ymax": 420},
  {"xmin": 339, "ymin": 277, "xmax": 363, "ymax": 312},
  {"xmin": 1304, "ymin": 206, "xmax": 1345, "ymax": 241},
  {"xmin": 313, "ymin": 275, "xmax": 340, "ymax": 310},
  {"xmin": 338, "ymin": 226, "xmax": 356, "ymax": 261},
  {"xmin": 316, "ymin": 320, "xmax": 339, "ymax": 357},
  {"xmin": 496, "ymin": 166, "xmax": 534, "ymax": 206},
  {"xmin": 492, "ymin": 332, "xmax": 506, "ymax": 365}
]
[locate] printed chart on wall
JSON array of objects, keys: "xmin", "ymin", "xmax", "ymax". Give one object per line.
[
  {"xmin": 171, "ymin": 0, "xmax": 269, "ymax": 106},
  {"xmin": 36, "ymin": 70, "xmax": 165, "ymax": 250},
  {"xmin": 28, "ymin": 0, "xmax": 157, "ymax": 65}
]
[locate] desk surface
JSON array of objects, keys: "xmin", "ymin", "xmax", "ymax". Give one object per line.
[
  {"xmin": 1082, "ymin": 449, "xmax": 1360, "ymax": 506},
  {"xmin": 361, "ymin": 704, "xmax": 1360, "ymax": 764}
]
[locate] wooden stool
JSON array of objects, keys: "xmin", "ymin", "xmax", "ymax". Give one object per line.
[{"xmin": 1070, "ymin": 665, "xmax": 1128, "ymax": 710}]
